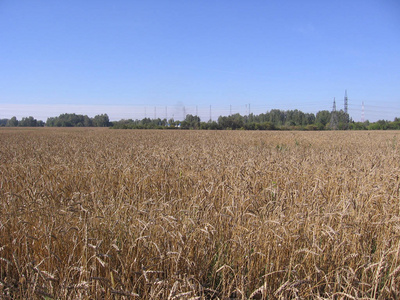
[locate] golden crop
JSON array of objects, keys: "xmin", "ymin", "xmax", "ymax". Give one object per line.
[{"xmin": 1, "ymin": 128, "xmax": 399, "ymax": 299}]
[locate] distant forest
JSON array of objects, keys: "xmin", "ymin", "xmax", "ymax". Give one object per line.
[{"xmin": 1, "ymin": 110, "xmax": 400, "ymax": 130}]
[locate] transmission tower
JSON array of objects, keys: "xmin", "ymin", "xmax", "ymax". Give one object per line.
[
  {"xmin": 344, "ymin": 90, "xmax": 349, "ymax": 129},
  {"xmin": 330, "ymin": 98, "xmax": 338, "ymax": 130}
]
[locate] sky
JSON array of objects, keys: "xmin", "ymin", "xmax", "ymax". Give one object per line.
[{"xmin": 0, "ymin": 0, "xmax": 399, "ymax": 122}]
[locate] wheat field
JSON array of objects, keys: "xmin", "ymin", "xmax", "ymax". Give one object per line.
[{"xmin": 1, "ymin": 128, "xmax": 399, "ymax": 299}]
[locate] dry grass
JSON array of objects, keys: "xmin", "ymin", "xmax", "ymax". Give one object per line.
[{"xmin": 1, "ymin": 128, "xmax": 400, "ymax": 299}]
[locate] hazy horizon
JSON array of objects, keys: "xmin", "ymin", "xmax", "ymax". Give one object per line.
[{"xmin": 0, "ymin": 101, "xmax": 398, "ymax": 123}]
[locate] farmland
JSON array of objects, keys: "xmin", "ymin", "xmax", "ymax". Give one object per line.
[{"xmin": 1, "ymin": 128, "xmax": 400, "ymax": 299}]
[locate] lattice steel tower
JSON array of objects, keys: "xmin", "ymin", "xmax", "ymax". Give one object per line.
[
  {"xmin": 330, "ymin": 97, "xmax": 338, "ymax": 130},
  {"xmin": 344, "ymin": 90, "xmax": 349, "ymax": 129}
]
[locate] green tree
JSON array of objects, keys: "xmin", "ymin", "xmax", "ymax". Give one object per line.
[
  {"xmin": 46, "ymin": 117, "xmax": 55, "ymax": 127},
  {"xmin": 83, "ymin": 115, "xmax": 92, "ymax": 127},
  {"xmin": 0, "ymin": 119, "xmax": 8, "ymax": 126},
  {"xmin": 305, "ymin": 113, "xmax": 316, "ymax": 125},
  {"xmin": 6, "ymin": 116, "xmax": 19, "ymax": 127},
  {"xmin": 388, "ymin": 118, "xmax": 400, "ymax": 129},
  {"xmin": 19, "ymin": 116, "xmax": 37, "ymax": 127},
  {"xmin": 182, "ymin": 114, "xmax": 201, "ymax": 129},
  {"xmin": 315, "ymin": 110, "xmax": 331, "ymax": 127},
  {"xmin": 269, "ymin": 109, "xmax": 285, "ymax": 126},
  {"xmin": 93, "ymin": 114, "xmax": 110, "ymax": 127},
  {"xmin": 218, "ymin": 113, "xmax": 244, "ymax": 130},
  {"xmin": 349, "ymin": 122, "xmax": 367, "ymax": 130}
]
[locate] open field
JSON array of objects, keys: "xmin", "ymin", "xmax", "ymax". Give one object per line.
[{"xmin": 1, "ymin": 128, "xmax": 400, "ymax": 299}]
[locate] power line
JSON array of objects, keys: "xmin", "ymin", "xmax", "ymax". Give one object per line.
[{"xmin": 361, "ymin": 102, "xmax": 365, "ymax": 123}]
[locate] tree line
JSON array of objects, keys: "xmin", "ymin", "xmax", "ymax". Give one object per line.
[
  {"xmin": 111, "ymin": 109, "xmax": 400, "ymax": 130},
  {"xmin": 0, "ymin": 116, "xmax": 45, "ymax": 127},
  {"xmin": 0, "ymin": 113, "xmax": 111, "ymax": 127},
  {"xmin": 1, "ymin": 110, "xmax": 399, "ymax": 130},
  {"xmin": 46, "ymin": 113, "xmax": 110, "ymax": 127}
]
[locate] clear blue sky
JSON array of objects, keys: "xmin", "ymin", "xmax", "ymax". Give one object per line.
[{"xmin": 0, "ymin": 0, "xmax": 399, "ymax": 122}]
